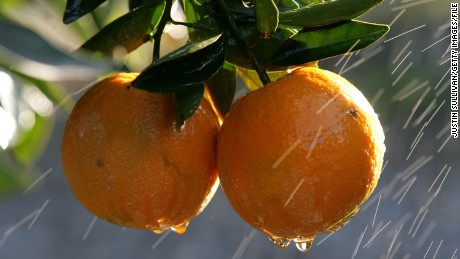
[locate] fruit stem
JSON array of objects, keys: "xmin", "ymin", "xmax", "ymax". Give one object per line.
[
  {"xmin": 153, "ymin": 0, "xmax": 173, "ymax": 62},
  {"xmin": 216, "ymin": 0, "xmax": 271, "ymax": 85}
]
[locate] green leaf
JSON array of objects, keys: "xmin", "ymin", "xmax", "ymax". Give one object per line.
[
  {"xmin": 279, "ymin": 0, "xmax": 384, "ymax": 27},
  {"xmin": 237, "ymin": 67, "xmax": 289, "ymax": 90},
  {"xmin": 206, "ymin": 62, "xmax": 236, "ymax": 117},
  {"xmin": 174, "ymin": 84, "xmax": 205, "ymax": 128},
  {"xmin": 254, "ymin": 0, "xmax": 279, "ymax": 35},
  {"xmin": 0, "ymin": 154, "xmax": 32, "ymax": 195},
  {"xmin": 63, "ymin": 0, "xmax": 107, "ymax": 24},
  {"xmin": 0, "ymin": 166, "xmax": 21, "ymax": 195},
  {"xmin": 183, "ymin": 0, "xmax": 209, "ymax": 23},
  {"xmin": 12, "ymin": 113, "xmax": 54, "ymax": 167},
  {"xmin": 80, "ymin": 2, "xmax": 165, "ymax": 56},
  {"xmin": 225, "ymin": 24, "xmax": 299, "ymax": 69},
  {"xmin": 129, "ymin": 0, "xmax": 145, "ymax": 10},
  {"xmin": 271, "ymin": 21, "xmax": 389, "ymax": 66},
  {"xmin": 189, "ymin": 17, "xmax": 225, "ymax": 39},
  {"xmin": 129, "ymin": 0, "xmax": 142, "ymax": 10},
  {"xmin": 277, "ymin": 0, "xmax": 301, "ymax": 9},
  {"xmin": 297, "ymin": 0, "xmax": 325, "ymax": 5},
  {"xmin": 129, "ymin": 0, "xmax": 156, "ymax": 10},
  {"xmin": 132, "ymin": 33, "xmax": 225, "ymax": 93},
  {"xmin": 221, "ymin": 0, "xmax": 326, "ymax": 18},
  {"xmin": 193, "ymin": 0, "xmax": 214, "ymax": 5}
]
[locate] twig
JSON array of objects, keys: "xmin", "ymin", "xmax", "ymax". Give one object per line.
[
  {"xmin": 216, "ymin": 0, "xmax": 270, "ymax": 85},
  {"xmin": 153, "ymin": 0, "xmax": 173, "ymax": 61}
]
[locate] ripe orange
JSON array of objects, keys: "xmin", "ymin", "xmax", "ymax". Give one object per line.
[
  {"xmin": 217, "ymin": 67, "xmax": 385, "ymax": 251},
  {"xmin": 61, "ymin": 73, "xmax": 220, "ymax": 234}
]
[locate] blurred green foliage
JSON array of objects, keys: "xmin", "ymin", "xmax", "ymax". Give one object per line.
[{"xmin": 0, "ymin": 0, "xmax": 116, "ymax": 195}]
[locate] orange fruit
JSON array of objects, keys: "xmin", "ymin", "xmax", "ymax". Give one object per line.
[
  {"xmin": 217, "ymin": 66, "xmax": 385, "ymax": 251},
  {"xmin": 61, "ymin": 73, "xmax": 220, "ymax": 234}
]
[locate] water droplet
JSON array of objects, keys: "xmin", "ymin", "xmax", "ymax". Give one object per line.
[
  {"xmin": 152, "ymin": 229, "xmax": 165, "ymax": 234},
  {"xmin": 146, "ymin": 225, "xmax": 166, "ymax": 234},
  {"xmin": 147, "ymin": 218, "xmax": 171, "ymax": 234},
  {"xmin": 170, "ymin": 221, "xmax": 189, "ymax": 234},
  {"xmin": 294, "ymin": 237, "xmax": 315, "ymax": 253},
  {"xmin": 266, "ymin": 235, "xmax": 290, "ymax": 248}
]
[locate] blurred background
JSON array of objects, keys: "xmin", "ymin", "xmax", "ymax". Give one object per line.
[{"xmin": 0, "ymin": 0, "xmax": 458, "ymax": 258}]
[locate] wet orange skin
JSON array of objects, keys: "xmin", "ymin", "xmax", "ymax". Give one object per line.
[
  {"xmin": 62, "ymin": 73, "xmax": 220, "ymax": 233},
  {"xmin": 217, "ymin": 67, "xmax": 385, "ymax": 241}
]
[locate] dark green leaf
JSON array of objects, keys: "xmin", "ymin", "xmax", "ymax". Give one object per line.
[
  {"xmin": 223, "ymin": 0, "xmax": 251, "ymax": 12},
  {"xmin": 271, "ymin": 21, "xmax": 389, "ymax": 66},
  {"xmin": 174, "ymin": 84, "xmax": 205, "ymax": 128},
  {"xmin": 63, "ymin": 0, "xmax": 107, "ymax": 24},
  {"xmin": 225, "ymin": 24, "xmax": 299, "ymax": 69},
  {"xmin": 189, "ymin": 17, "xmax": 225, "ymax": 39},
  {"xmin": 254, "ymin": 0, "xmax": 279, "ymax": 35},
  {"xmin": 223, "ymin": 0, "xmax": 337, "ymax": 17},
  {"xmin": 129, "ymin": 0, "xmax": 162, "ymax": 10},
  {"xmin": 279, "ymin": 0, "xmax": 384, "ymax": 27},
  {"xmin": 80, "ymin": 2, "xmax": 165, "ymax": 56},
  {"xmin": 206, "ymin": 62, "xmax": 236, "ymax": 117},
  {"xmin": 193, "ymin": 0, "xmax": 214, "ymax": 5},
  {"xmin": 132, "ymin": 33, "xmax": 225, "ymax": 93},
  {"xmin": 129, "ymin": 0, "xmax": 165, "ymax": 10},
  {"xmin": 129, "ymin": 0, "xmax": 146, "ymax": 10},
  {"xmin": 297, "ymin": 0, "xmax": 324, "ymax": 5},
  {"xmin": 277, "ymin": 0, "xmax": 301, "ymax": 9}
]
